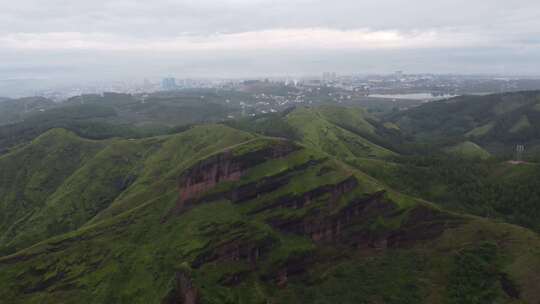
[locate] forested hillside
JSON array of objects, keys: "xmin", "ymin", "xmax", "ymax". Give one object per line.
[
  {"xmin": 389, "ymin": 91, "xmax": 540, "ymax": 157},
  {"xmin": 0, "ymin": 116, "xmax": 540, "ymax": 303}
]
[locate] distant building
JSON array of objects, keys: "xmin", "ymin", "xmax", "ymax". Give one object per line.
[{"xmin": 161, "ymin": 77, "xmax": 177, "ymax": 91}]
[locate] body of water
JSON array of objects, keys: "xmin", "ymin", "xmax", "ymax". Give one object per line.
[{"xmin": 369, "ymin": 93, "xmax": 459, "ymax": 101}]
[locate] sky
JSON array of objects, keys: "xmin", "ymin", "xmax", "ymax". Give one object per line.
[{"xmin": 1, "ymin": 0, "xmax": 540, "ymax": 87}]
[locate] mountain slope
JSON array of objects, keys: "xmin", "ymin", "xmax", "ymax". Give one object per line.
[
  {"xmin": 285, "ymin": 106, "xmax": 397, "ymax": 160},
  {"xmin": 352, "ymin": 155, "xmax": 540, "ymax": 234},
  {"xmin": 442, "ymin": 141, "xmax": 491, "ymax": 159},
  {"xmin": 0, "ymin": 129, "xmax": 105, "ymax": 254},
  {"xmin": 0, "ymin": 91, "xmax": 243, "ymax": 155},
  {"xmin": 0, "ymin": 125, "xmax": 255, "ymax": 254},
  {"xmin": 389, "ymin": 90, "xmax": 540, "ymax": 156},
  {"xmin": 0, "ymin": 125, "xmax": 539, "ymax": 303}
]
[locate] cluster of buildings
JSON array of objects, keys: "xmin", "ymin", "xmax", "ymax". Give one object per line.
[{"xmin": 12, "ymin": 73, "xmax": 540, "ymax": 105}]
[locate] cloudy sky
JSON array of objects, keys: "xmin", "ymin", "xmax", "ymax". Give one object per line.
[{"xmin": 1, "ymin": 0, "xmax": 540, "ymax": 85}]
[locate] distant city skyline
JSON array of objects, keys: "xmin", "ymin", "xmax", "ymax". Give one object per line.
[
  {"xmin": 2, "ymin": 0, "xmax": 540, "ymax": 96},
  {"xmin": 4, "ymin": 71, "xmax": 540, "ymax": 101}
]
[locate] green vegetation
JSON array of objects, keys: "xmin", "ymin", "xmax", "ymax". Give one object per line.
[
  {"xmin": 1, "ymin": 94, "xmax": 540, "ymax": 303},
  {"xmin": 466, "ymin": 122, "xmax": 494, "ymax": 138},
  {"xmin": 317, "ymin": 105, "xmax": 377, "ymax": 135},
  {"xmin": 0, "ymin": 91, "xmax": 240, "ymax": 154},
  {"xmin": 274, "ymin": 251, "xmax": 424, "ymax": 304},
  {"xmin": 286, "ymin": 107, "xmax": 397, "ymax": 160},
  {"xmin": 353, "ymin": 155, "xmax": 540, "ymax": 233},
  {"xmin": 224, "ymin": 111, "xmax": 298, "ymax": 140},
  {"xmin": 0, "ymin": 129, "xmax": 106, "ymax": 254},
  {"xmin": 446, "ymin": 242, "xmax": 506, "ymax": 303},
  {"xmin": 0, "ymin": 97, "xmax": 56, "ymax": 126},
  {"xmin": 389, "ymin": 91, "xmax": 540, "ymax": 157},
  {"xmin": 442, "ymin": 141, "xmax": 491, "ymax": 159},
  {"xmin": 509, "ymin": 115, "xmax": 531, "ymax": 133}
]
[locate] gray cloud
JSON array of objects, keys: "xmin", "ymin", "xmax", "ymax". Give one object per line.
[
  {"xmin": 2, "ymin": 0, "xmax": 538, "ymax": 35},
  {"xmin": 1, "ymin": 0, "xmax": 539, "ymax": 88}
]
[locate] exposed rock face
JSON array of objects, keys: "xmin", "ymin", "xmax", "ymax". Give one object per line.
[
  {"xmin": 386, "ymin": 205, "xmax": 464, "ymax": 248},
  {"xmin": 262, "ymin": 194, "xmax": 464, "ymax": 287},
  {"xmin": 165, "ymin": 139, "xmax": 467, "ymax": 291},
  {"xmin": 161, "ymin": 271, "xmax": 200, "ymax": 304},
  {"xmin": 192, "ymin": 236, "xmax": 275, "ymax": 268},
  {"xmin": 259, "ymin": 249, "xmax": 314, "ymax": 288},
  {"xmin": 227, "ymin": 159, "xmax": 324, "ymax": 204},
  {"xmin": 268, "ymin": 191, "xmax": 463, "ymax": 248},
  {"xmin": 275, "ymin": 269, "xmax": 288, "ymax": 287},
  {"xmin": 250, "ymin": 176, "xmax": 359, "ymax": 215},
  {"xmin": 172, "ymin": 140, "xmax": 300, "ymax": 214},
  {"xmin": 177, "ymin": 151, "xmax": 243, "ymax": 208},
  {"xmin": 267, "ymin": 190, "xmax": 392, "ymax": 244}
]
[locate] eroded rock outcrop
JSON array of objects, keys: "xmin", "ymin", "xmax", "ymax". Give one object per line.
[
  {"xmin": 267, "ymin": 190, "xmax": 393, "ymax": 244},
  {"xmin": 172, "ymin": 140, "xmax": 300, "ymax": 215},
  {"xmin": 177, "ymin": 151, "xmax": 243, "ymax": 208},
  {"xmin": 267, "ymin": 190, "xmax": 463, "ymax": 249},
  {"xmin": 227, "ymin": 158, "xmax": 324, "ymax": 204},
  {"xmin": 250, "ymin": 176, "xmax": 359, "ymax": 215},
  {"xmin": 192, "ymin": 235, "xmax": 275, "ymax": 269}
]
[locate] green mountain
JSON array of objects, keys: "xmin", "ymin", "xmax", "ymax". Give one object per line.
[
  {"xmin": 0, "ymin": 91, "xmax": 240, "ymax": 155},
  {"xmin": 227, "ymin": 105, "xmax": 402, "ymax": 160},
  {"xmin": 442, "ymin": 141, "xmax": 491, "ymax": 159},
  {"xmin": 0, "ymin": 97, "xmax": 56, "ymax": 126},
  {"xmin": 62, "ymin": 92, "xmax": 236, "ymax": 127},
  {"xmin": 389, "ymin": 91, "xmax": 540, "ymax": 157},
  {"xmin": 0, "ymin": 126, "xmax": 254, "ymax": 254},
  {"xmin": 353, "ymin": 152, "xmax": 540, "ymax": 235},
  {"xmin": 1, "ymin": 123, "xmax": 540, "ymax": 303},
  {"xmin": 0, "ymin": 129, "xmax": 105, "ymax": 254},
  {"xmin": 285, "ymin": 106, "xmax": 397, "ymax": 160}
]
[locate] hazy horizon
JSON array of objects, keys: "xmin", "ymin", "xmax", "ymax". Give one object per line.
[{"xmin": 2, "ymin": 0, "xmax": 540, "ymax": 90}]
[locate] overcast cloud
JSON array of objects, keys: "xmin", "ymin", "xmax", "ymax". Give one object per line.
[{"xmin": 1, "ymin": 0, "xmax": 540, "ymax": 85}]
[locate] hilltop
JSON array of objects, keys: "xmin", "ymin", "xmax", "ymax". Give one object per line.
[
  {"xmin": 0, "ymin": 91, "xmax": 240, "ymax": 154},
  {"xmin": 227, "ymin": 105, "xmax": 402, "ymax": 159}
]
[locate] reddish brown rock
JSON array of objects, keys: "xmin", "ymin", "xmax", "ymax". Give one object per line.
[
  {"xmin": 170, "ymin": 140, "xmax": 300, "ymax": 216},
  {"xmin": 250, "ymin": 176, "xmax": 359, "ymax": 215},
  {"xmin": 192, "ymin": 236, "xmax": 275, "ymax": 269},
  {"xmin": 267, "ymin": 190, "xmax": 392, "ymax": 244}
]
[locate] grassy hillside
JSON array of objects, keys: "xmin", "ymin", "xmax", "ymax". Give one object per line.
[
  {"xmin": 442, "ymin": 141, "xmax": 491, "ymax": 159},
  {"xmin": 0, "ymin": 125, "xmax": 540, "ymax": 303},
  {"xmin": 64, "ymin": 92, "xmax": 237, "ymax": 127},
  {"xmin": 0, "ymin": 125, "xmax": 255, "ymax": 255},
  {"xmin": 0, "ymin": 91, "xmax": 241, "ymax": 155},
  {"xmin": 389, "ymin": 91, "xmax": 540, "ymax": 157},
  {"xmin": 285, "ymin": 107, "xmax": 397, "ymax": 160},
  {"xmin": 352, "ymin": 155, "xmax": 540, "ymax": 233},
  {"xmin": 0, "ymin": 129, "xmax": 106, "ymax": 254},
  {"xmin": 316, "ymin": 105, "xmax": 377, "ymax": 135},
  {"xmin": 0, "ymin": 103, "xmax": 147, "ymax": 154},
  {"xmin": 226, "ymin": 105, "xmax": 405, "ymax": 158}
]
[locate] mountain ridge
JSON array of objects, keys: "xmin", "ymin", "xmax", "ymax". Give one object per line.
[{"xmin": 1, "ymin": 121, "xmax": 540, "ymax": 303}]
